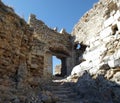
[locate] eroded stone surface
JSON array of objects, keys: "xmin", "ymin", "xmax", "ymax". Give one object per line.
[
  {"xmin": 28, "ymin": 14, "xmax": 72, "ymax": 77},
  {"xmin": 0, "ymin": 1, "xmax": 64, "ymax": 102},
  {"xmin": 70, "ymin": 0, "xmax": 120, "ymax": 102},
  {"xmin": 72, "ymin": 0, "xmax": 120, "ymax": 77}
]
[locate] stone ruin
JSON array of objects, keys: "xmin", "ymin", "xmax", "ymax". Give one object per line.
[
  {"xmin": 0, "ymin": 1, "xmax": 73, "ymax": 102},
  {"xmin": 71, "ymin": 0, "xmax": 120, "ymax": 76},
  {"xmin": 28, "ymin": 14, "xmax": 73, "ymax": 77},
  {"xmin": 1, "ymin": 0, "xmax": 120, "ymax": 102},
  {"xmin": 69, "ymin": 0, "xmax": 120, "ymax": 102}
]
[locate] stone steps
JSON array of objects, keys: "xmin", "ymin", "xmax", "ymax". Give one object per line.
[
  {"xmin": 57, "ymin": 99, "xmax": 80, "ymax": 103},
  {"xmin": 48, "ymin": 79, "xmax": 80, "ymax": 103},
  {"xmin": 52, "ymin": 90, "xmax": 73, "ymax": 94}
]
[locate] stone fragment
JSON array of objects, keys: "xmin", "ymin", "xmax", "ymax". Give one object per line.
[
  {"xmin": 104, "ymin": 16, "xmax": 114, "ymax": 28},
  {"xmin": 71, "ymin": 65, "xmax": 81, "ymax": 75},
  {"xmin": 114, "ymin": 10, "xmax": 120, "ymax": 20},
  {"xmin": 31, "ymin": 64, "xmax": 39, "ymax": 68},
  {"xmin": 59, "ymin": 28, "xmax": 66, "ymax": 34},
  {"xmin": 108, "ymin": 59, "xmax": 120, "ymax": 67},
  {"xmin": 100, "ymin": 27, "xmax": 113, "ymax": 38},
  {"xmin": 116, "ymin": 21, "xmax": 120, "ymax": 31},
  {"xmin": 112, "ymin": 72, "xmax": 120, "ymax": 84}
]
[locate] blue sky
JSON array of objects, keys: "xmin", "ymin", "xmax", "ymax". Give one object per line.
[
  {"xmin": 2, "ymin": 0, "xmax": 98, "ymax": 74},
  {"xmin": 2, "ymin": 0, "xmax": 98, "ymax": 33}
]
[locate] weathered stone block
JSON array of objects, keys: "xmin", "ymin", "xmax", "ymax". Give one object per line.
[
  {"xmin": 114, "ymin": 10, "xmax": 120, "ymax": 20},
  {"xmin": 117, "ymin": 21, "xmax": 120, "ymax": 31},
  {"xmin": 104, "ymin": 16, "xmax": 114, "ymax": 28},
  {"xmin": 31, "ymin": 64, "xmax": 39, "ymax": 68},
  {"xmin": 113, "ymin": 49, "xmax": 120, "ymax": 59},
  {"xmin": 89, "ymin": 67, "xmax": 99, "ymax": 75},
  {"xmin": 100, "ymin": 27, "xmax": 113, "ymax": 38},
  {"xmin": 93, "ymin": 40, "xmax": 101, "ymax": 46},
  {"xmin": 108, "ymin": 59, "xmax": 120, "ymax": 67},
  {"xmin": 102, "ymin": 36, "xmax": 113, "ymax": 43}
]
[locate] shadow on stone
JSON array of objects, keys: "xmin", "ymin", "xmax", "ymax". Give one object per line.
[{"xmin": 68, "ymin": 71, "xmax": 120, "ymax": 103}]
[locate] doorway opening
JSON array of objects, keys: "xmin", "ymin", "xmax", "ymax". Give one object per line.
[{"xmin": 52, "ymin": 56, "xmax": 61, "ymax": 76}]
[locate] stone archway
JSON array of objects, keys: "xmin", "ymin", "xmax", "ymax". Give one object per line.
[
  {"xmin": 43, "ymin": 53, "xmax": 68, "ymax": 77},
  {"xmin": 46, "ymin": 43, "xmax": 71, "ymax": 77},
  {"xmin": 28, "ymin": 14, "xmax": 72, "ymax": 78}
]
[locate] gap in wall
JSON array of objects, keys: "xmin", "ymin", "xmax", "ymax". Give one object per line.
[{"xmin": 52, "ymin": 56, "xmax": 61, "ymax": 75}]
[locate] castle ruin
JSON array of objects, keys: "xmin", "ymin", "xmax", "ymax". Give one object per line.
[{"xmin": 1, "ymin": 0, "xmax": 120, "ymax": 102}]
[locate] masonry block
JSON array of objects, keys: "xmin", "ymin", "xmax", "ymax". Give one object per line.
[
  {"xmin": 104, "ymin": 16, "xmax": 115, "ymax": 28},
  {"xmin": 100, "ymin": 27, "xmax": 113, "ymax": 39}
]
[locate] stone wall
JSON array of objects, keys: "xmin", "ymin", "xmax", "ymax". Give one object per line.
[
  {"xmin": 72, "ymin": 0, "xmax": 120, "ymax": 76},
  {"xmin": 72, "ymin": 0, "xmax": 120, "ymax": 45},
  {"xmin": 28, "ymin": 14, "xmax": 72, "ymax": 56},
  {"xmin": 70, "ymin": 1, "xmax": 120, "ymax": 102},
  {"xmin": 0, "ymin": 1, "xmax": 73, "ymax": 102},
  {"xmin": 0, "ymin": 1, "xmax": 46, "ymax": 102},
  {"xmin": 28, "ymin": 14, "xmax": 72, "ymax": 76}
]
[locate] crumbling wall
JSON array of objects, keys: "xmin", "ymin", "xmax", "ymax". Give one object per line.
[
  {"xmin": 72, "ymin": 0, "xmax": 120, "ymax": 76},
  {"xmin": 28, "ymin": 14, "xmax": 72, "ymax": 56},
  {"xmin": 0, "ymin": 1, "xmax": 46, "ymax": 102},
  {"xmin": 70, "ymin": 1, "xmax": 120, "ymax": 102},
  {"xmin": 70, "ymin": 0, "xmax": 120, "ymax": 101},
  {"xmin": 28, "ymin": 14, "xmax": 72, "ymax": 76},
  {"xmin": 72, "ymin": 0, "xmax": 120, "ymax": 45}
]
